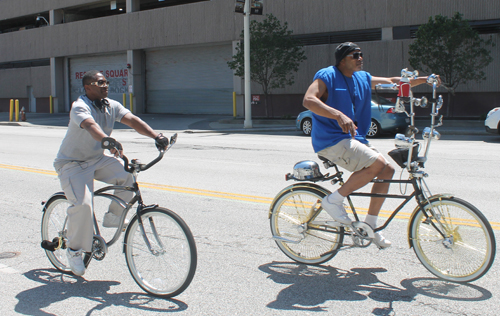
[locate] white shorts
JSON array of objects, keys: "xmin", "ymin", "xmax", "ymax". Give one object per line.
[{"xmin": 317, "ymin": 138, "xmax": 385, "ymax": 172}]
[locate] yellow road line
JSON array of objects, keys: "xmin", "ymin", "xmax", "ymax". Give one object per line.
[
  {"xmin": 139, "ymin": 182, "xmax": 273, "ymax": 204},
  {"xmin": 2, "ymin": 163, "xmax": 499, "ymax": 230},
  {"xmin": 0, "ymin": 163, "xmax": 57, "ymax": 176},
  {"xmin": 0, "ymin": 163, "xmax": 274, "ymax": 204}
]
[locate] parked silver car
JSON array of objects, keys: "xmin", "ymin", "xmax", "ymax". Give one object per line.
[{"xmin": 296, "ymin": 95, "xmax": 410, "ymax": 137}]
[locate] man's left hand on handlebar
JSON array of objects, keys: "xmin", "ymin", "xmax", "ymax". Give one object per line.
[
  {"xmin": 426, "ymin": 74, "xmax": 442, "ymax": 87},
  {"xmin": 155, "ymin": 133, "xmax": 169, "ymax": 150}
]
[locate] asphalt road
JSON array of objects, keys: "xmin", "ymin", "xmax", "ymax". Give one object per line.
[{"xmin": 1, "ymin": 124, "xmax": 499, "ymax": 315}]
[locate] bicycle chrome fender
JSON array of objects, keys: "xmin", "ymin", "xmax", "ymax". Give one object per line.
[
  {"xmin": 41, "ymin": 192, "xmax": 66, "ymax": 212},
  {"xmin": 406, "ymin": 193, "xmax": 454, "ymax": 248},
  {"xmin": 268, "ymin": 183, "xmax": 331, "ymax": 219}
]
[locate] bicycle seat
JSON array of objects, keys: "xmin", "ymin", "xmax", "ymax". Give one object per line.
[{"xmin": 318, "ymin": 156, "xmax": 337, "ymax": 169}]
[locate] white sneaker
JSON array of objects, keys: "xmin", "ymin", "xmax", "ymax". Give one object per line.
[
  {"xmin": 103, "ymin": 212, "xmax": 129, "ymax": 228},
  {"xmin": 374, "ymin": 232, "xmax": 392, "ymax": 249},
  {"xmin": 66, "ymin": 248, "xmax": 85, "ymax": 276},
  {"xmin": 321, "ymin": 197, "xmax": 352, "ymax": 225}
]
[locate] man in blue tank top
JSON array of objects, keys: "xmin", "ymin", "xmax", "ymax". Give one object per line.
[{"xmin": 303, "ymin": 42, "xmax": 436, "ymax": 248}]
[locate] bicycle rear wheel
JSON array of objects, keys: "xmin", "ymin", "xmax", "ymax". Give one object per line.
[
  {"xmin": 41, "ymin": 195, "xmax": 72, "ymax": 272},
  {"xmin": 124, "ymin": 207, "xmax": 197, "ymax": 297},
  {"xmin": 270, "ymin": 187, "xmax": 344, "ymax": 265},
  {"xmin": 409, "ymin": 196, "xmax": 496, "ymax": 282}
]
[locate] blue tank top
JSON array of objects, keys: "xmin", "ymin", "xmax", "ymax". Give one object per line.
[{"xmin": 311, "ymin": 66, "xmax": 372, "ymax": 152}]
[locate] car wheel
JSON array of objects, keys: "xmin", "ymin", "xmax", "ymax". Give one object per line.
[
  {"xmin": 367, "ymin": 119, "xmax": 381, "ymax": 138},
  {"xmin": 301, "ymin": 118, "xmax": 312, "ymax": 136}
]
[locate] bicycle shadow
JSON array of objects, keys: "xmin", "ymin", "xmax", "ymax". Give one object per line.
[
  {"xmin": 15, "ymin": 269, "xmax": 188, "ymax": 315},
  {"xmin": 259, "ymin": 261, "xmax": 492, "ymax": 313}
]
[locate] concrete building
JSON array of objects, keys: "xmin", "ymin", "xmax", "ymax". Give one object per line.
[{"xmin": 0, "ymin": 0, "xmax": 499, "ymax": 118}]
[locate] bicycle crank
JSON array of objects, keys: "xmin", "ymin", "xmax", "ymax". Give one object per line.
[
  {"xmin": 91, "ymin": 235, "xmax": 108, "ymax": 261},
  {"xmin": 350, "ymin": 222, "xmax": 374, "ymax": 248}
]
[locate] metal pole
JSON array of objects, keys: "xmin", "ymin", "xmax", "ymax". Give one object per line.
[{"xmin": 243, "ymin": 0, "xmax": 252, "ymax": 128}]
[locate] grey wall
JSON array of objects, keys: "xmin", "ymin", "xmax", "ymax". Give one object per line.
[
  {"xmin": 0, "ymin": 0, "xmax": 499, "ymax": 109},
  {"xmin": 2, "ymin": 0, "xmax": 499, "ymax": 63},
  {"xmin": 0, "ymin": 1, "xmax": 236, "ymax": 62},
  {"xmin": 0, "ymin": 66, "xmax": 50, "ymax": 98}
]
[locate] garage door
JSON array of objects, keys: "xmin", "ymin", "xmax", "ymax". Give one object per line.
[
  {"xmin": 146, "ymin": 44, "xmax": 233, "ymax": 114},
  {"xmin": 69, "ymin": 54, "xmax": 128, "ymax": 104}
]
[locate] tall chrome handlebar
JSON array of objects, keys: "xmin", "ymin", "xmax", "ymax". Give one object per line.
[{"xmin": 377, "ymin": 70, "xmax": 443, "ymax": 172}]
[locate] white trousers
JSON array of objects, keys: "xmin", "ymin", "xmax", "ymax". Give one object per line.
[{"xmin": 56, "ymin": 155, "xmax": 133, "ymax": 252}]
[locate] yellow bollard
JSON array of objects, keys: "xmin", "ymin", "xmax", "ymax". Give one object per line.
[
  {"xmin": 50, "ymin": 95, "xmax": 53, "ymax": 114},
  {"xmin": 123, "ymin": 93, "xmax": 126, "ymax": 108},
  {"xmin": 15, "ymin": 99, "xmax": 19, "ymax": 122},
  {"xmin": 129, "ymin": 93, "xmax": 133, "ymax": 113},
  {"xmin": 9, "ymin": 99, "xmax": 14, "ymax": 121}
]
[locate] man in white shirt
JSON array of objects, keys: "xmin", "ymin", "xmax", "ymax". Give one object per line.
[{"xmin": 54, "ymin": 70, "xmax": 169, "ymax": 276}]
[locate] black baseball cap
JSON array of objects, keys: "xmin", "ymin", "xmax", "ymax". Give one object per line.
[{"xmin": 335, "ymin": 42, "xmax": 360, "ymax": 66}]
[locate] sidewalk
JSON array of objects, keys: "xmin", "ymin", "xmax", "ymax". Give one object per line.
[
  {"xmin": 0, "ymin": 113, "xmax": 298, "ymax": 133},
  {"xmin": 0, "ymin": 112, "xmax": 488, "ymax": 136}
]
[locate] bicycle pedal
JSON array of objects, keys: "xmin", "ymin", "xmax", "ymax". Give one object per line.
[{"xmin": 41, "ymin": 237, "xmax": 65, "ymax": 252}]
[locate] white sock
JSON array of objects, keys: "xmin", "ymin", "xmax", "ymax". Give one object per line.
[
  {"xmin": 365, "ymin": 214, "xmax": 378, "ymax": 229},
  {"xmin": 327, "ymin": 190, "xmax": 344, "ymax": 204}
]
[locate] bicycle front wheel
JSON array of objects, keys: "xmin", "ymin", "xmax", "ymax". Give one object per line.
[
  {"xmin": 41, "ymin": 195, "xmax": 72, "ymax": 272},
  {"xmin": 124, "ymin": 207, "xmax": 197, "ymax": 297},
  {"xmin": 270, "ymin": 187, "xmax": 344, "ymax": 265},
  {"xmin": 409, "ymin": 196, "xmax": 496, "ymax": 282}
]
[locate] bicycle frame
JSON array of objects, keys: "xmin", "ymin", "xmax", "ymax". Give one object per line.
[
  {"xmin": 282, "ymin": 163, "xmax": 450, "ymax": 247},
  {"xmin": 92, "ymin": 186, "xmax": 137, "ymax": 248},
  {"xmin": 83, "ymin": 134, "xmax": 178, "ymax": 259},
  {"xmin": 91, "ymin": 166, "xmax": 167, "ymax": 257}
]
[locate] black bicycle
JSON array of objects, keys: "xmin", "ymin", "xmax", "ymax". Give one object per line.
[
  {"xmin": 269, "ymin": 70, "xmax": 496, "ymax": 283},
  {"xmin": 41, "ymin": 133, "xmax": 197, "ymax": 297}
]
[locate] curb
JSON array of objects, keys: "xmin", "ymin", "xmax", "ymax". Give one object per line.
[{"xmin": 0, "ymin": 122, "xmax": 22, "ymax": 126}]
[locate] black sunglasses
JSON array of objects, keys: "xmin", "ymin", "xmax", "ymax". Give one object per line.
[
  {"xmin": 346, "ymin": 52, "xmax": 363, "ymax": 60},
  {"xmin": 89, "ymin": 80, "xmax": 110, "ymax": 87}
]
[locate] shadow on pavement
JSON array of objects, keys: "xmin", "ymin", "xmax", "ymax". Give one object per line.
[
  {"xmin": 15, "ymin": 269, "xmax": 188, "ymax": 315},
  {"xmin": 259, "ymin": 261, "xmax": 491, "ymax": 313}
]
